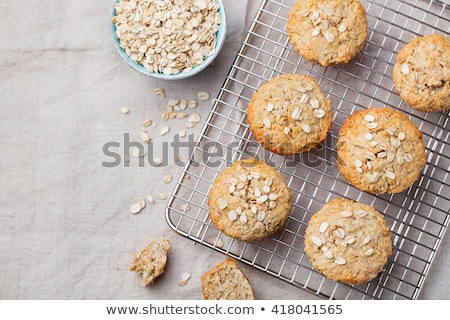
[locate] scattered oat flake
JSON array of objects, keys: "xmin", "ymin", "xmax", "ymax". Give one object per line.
[
  {"xmin": 197, "ymin": 91, "xmax": 210, "ymax": 101},
  {"xmin": 143, "ymin": 119, "xmax": 153, "ymax": 127},
  {"xmin": 146, "ymin": 195, "xmax": 154, "ymax": 204},
  {"xmin": 153, "ymin": 88, "xmax": 166, "ymax": 98},
  {"xmin": 180, "ymin": 203, "xmax": 191, "ymax": 211},
  {"xmin": 179, "ymin": 99, "xmax": 188, "ymax": 110},
  {"xmin": 160, "ymin": 126, "xmax": 170, "ymax": 136},
  {"xmin": 176, "ymin": 111, "xmax": 188, "ymax": 119},
  {"xmin": 164, "ymin": 174, "xmax": 173, "ymax": 183},
  {"xmin": 157, "ymin": 193, "xmax": 167, "ymax": 200},
  {"xmin": 168, "ymin": 99, "xmax": 179, "ymax": 107},
  {"xmin": 121, "ymin": 107, "xmax": 129, "ymax": 114},
  {"xmin": 162, "ymin": 111, "xmax": 170, "ymax": 121},
  {"xmin": 140, "ymin": 131, "xmax": 152, "ymax": 143},
  {"xmin": 188, "ymin": 112, "xmax": 201, "ymax": 123},
  {"xmin": 130, "ymin": 202, "xmax": 142, "ymax": 214},
  {"xmin": 185, "ymin": 122, "xmax": 195, "ymax": 129},
  {"xmin": 131, "ymin": 147, "xmax": 146, "ymax": 158},
  {"xmin": 138, "ymin": 197, "xmax": 146, "ymax": 209},
  {"xmin": 187, "ymin": 100, "xmax": 198, "ymax": 108},
  {"xmin": 213, "ymin": 237, "xmax": 223, "ymax": 248},
  {"xmin": 153, "ymin": 157, "xmax": 163, "ymax": 166},
  {"xmin": 179, "ymin": 272, "xmax": 191, "ymax": 286}
]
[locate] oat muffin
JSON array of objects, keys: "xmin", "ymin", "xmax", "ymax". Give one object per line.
[
  {"xmin": 247, "ymin": 74, "xmax": 332, "ymax": 155},
  {"xmin": 337, "ymin": 108, "xmax": 426, "ymax": 194},
  {"xmin": 208, "ymin": 158, "xmax": 292, "ymax": 242},
  {"xmin": 201, "ymin": 258, "xmax": 255, "ymax": 300},
  {"xmin": 130, "ymin": 238, "xmax": 170, "ymax": 286},
  {"xmin": 392, "ymin": 33, "xmax": 450, "ymax": 113},
  {"xmin": 287, "ymin": 0, "xmax": 368, "ymax": 66},
  {"xmin": 304, "ymin": 198, "xmax": 393, "ymax": 285}
]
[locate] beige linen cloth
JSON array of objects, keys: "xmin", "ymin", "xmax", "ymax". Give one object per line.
[{"xmin": 0, "ymin": 0, "xmax": 449, "ymax": 299}]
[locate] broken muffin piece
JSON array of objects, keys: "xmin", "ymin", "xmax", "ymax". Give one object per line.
[
  {"xmin": 130, "ymin": 237, "xmax": 170, "ymax": 286},
  {"xmin": 201, "ymin": 258, "xmax": 255, "ymax": 300}
]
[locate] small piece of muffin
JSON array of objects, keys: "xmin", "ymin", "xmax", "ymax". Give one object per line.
[
  {"xmin": 201, "ymin": 258, "xmax": 255, "ymax": 300},
  {"xmin": 304, "ymin": 198, "xmax": 393, "ymax": 285},
  {"xmin": 337, "ymin": 108, "xmax": 426, "ymax": 194},
  {"xmin": 130, "ymin": 238, "xmax": 170, "ymax": 286},
  {"xmin": 208, "ymin": 158, "xmax": 292, "ymax": 242},
  {"xmin": 247, "ymin": 74, "xmax": 332, "ymax": 155},
  {"xmin": 287, "ymin": 0, "xmax": 368, "ymax": 66},
  {"xmin": 392, "ymin": 33, "xmax": 450, "ymax": 113}
]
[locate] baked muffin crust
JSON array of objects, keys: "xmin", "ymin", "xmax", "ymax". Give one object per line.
[
  {"xmin": 208, "ymin": 158, "xmax": 292, "ymax": 242},
  {"xmin": 287, "ymin": 0, "xmax": 368, "ymax": 66},
  {"xmin": 337, "ymin": 108, "xmax": 426, "ymax": 194},
  {"xmin": 305, "ymin": 198, "xmax": 392, "ymax": 285}
]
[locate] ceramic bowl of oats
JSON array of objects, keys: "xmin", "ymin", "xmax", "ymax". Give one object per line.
[{"xmin": 111, "ymin": 0, "xmax": 227, "ymax": 80}]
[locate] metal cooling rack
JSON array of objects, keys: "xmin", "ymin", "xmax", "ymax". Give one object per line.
[{"xmin": 166, "ymin": 0, "xmax": 450, "ymax": 299}]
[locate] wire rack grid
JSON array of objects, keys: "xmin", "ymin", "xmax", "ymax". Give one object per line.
[{"xmin": 166, "ymin": 0, "xmax": 450, "ymax": 300}]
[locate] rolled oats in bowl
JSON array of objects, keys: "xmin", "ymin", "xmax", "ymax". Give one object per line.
[{"xmin": 111, "ymin": 0, "xmax": 226, "ymax": 80}]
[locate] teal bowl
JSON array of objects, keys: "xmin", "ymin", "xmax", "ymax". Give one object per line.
[{"xmin": 111, "ymin": 0, "xmax": 227, "ymax": 80}]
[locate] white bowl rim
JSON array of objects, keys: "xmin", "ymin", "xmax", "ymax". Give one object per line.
[{"xmin": 111, "ymin": 0, "xmax": 227, "ymax": 80}]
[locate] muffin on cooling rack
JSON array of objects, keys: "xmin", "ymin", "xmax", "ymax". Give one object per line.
[
  {"xmin": 208, "ymin": 158, "xmax": 292, "ymax": 242},
  {"xmin": 247, "ymin": 73, "xmax": 332, "ymax": 155},
  {"xmin": 287, "ymin": 0, "xmax": 368, "ymax": 66},
  {"xmin": 201, "ymin": 258, "xmax": 255, "ymax": 300},
  {"xmin": 336, "ymin": 108, "xmax": 427, "ymax": 194},
  {"xmin": 304, "ymin": 198, "xmax": 393, "ymax": 285},
  {"xmin": 392, "ymin": 33, "xmax": 450, "ymax": 113}
]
